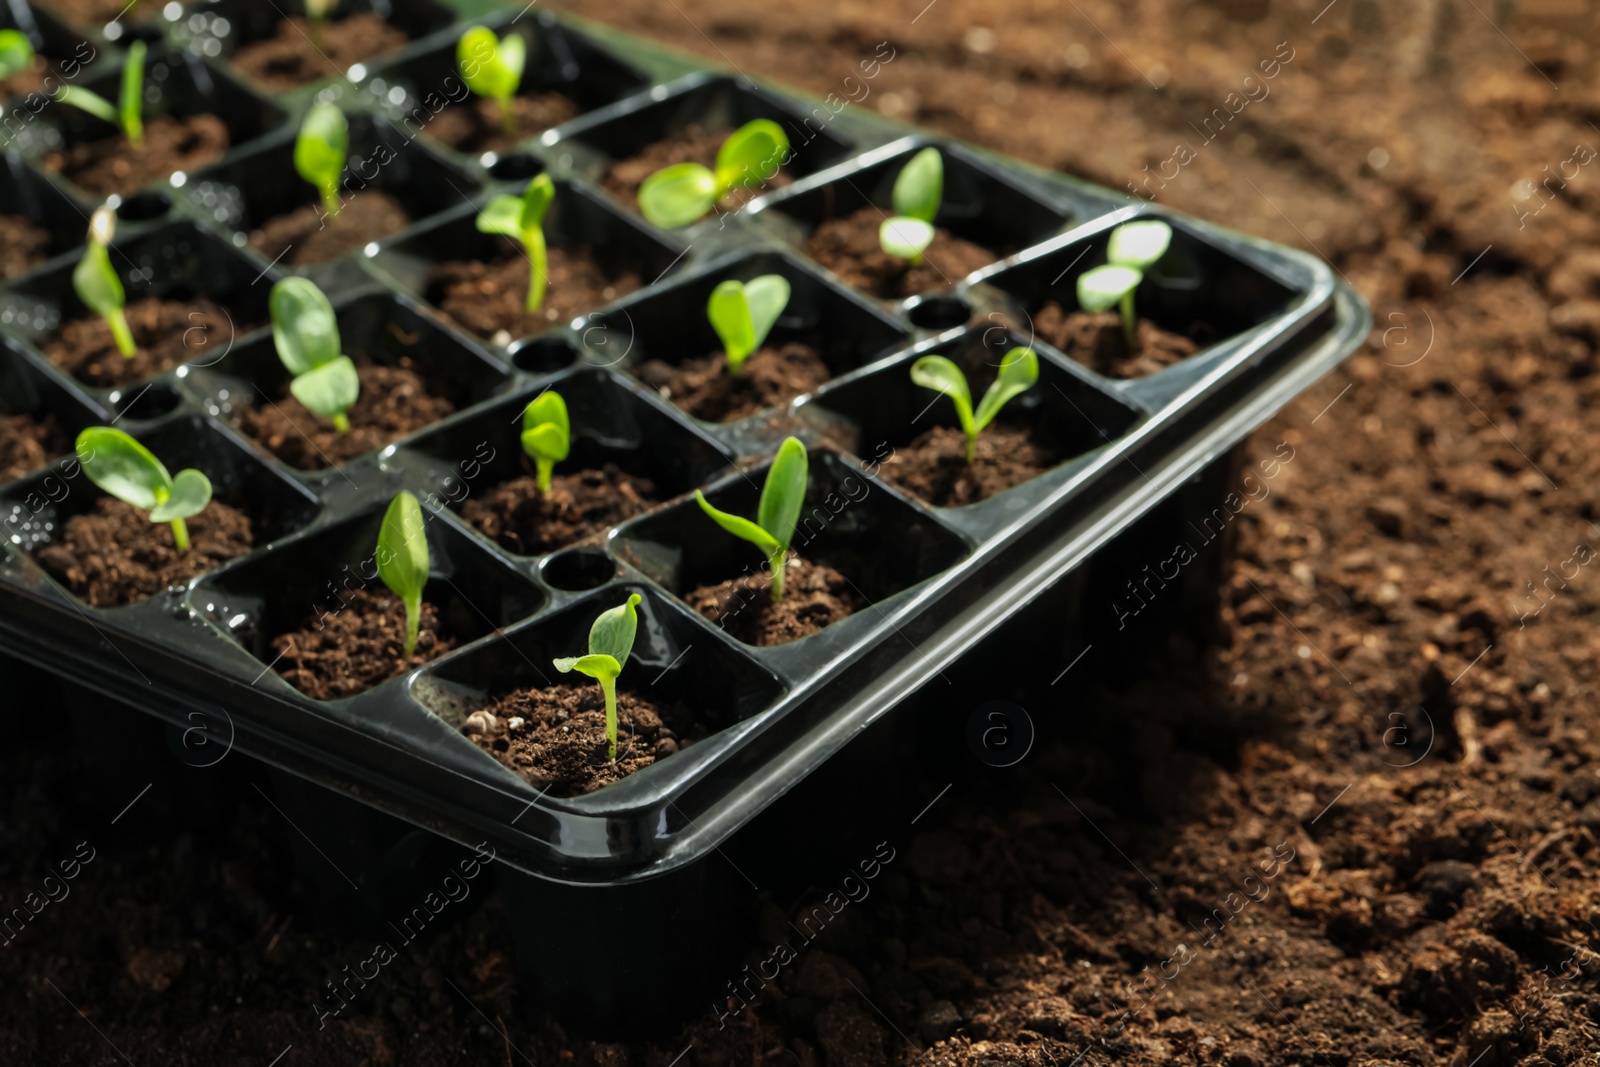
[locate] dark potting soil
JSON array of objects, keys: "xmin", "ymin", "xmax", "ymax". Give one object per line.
[
  {"xmin": 685, "ymin": 554, "xmax": 859, "ymax": 645},
  {"xmin": 247, "ymin": 189, "xmax": 413, "ymax": 267},
  {"xmin": 459, "ymin": 464, "xmax": 659, "ymax": 556},
  {"xmin": 46, "ymin": 114, "xmax": 229, "ymax": 197},
  {"xmin": 0, "ymin": 56, "xmax": 52, "ymax": 100},
  {"xmin": 804, "ymin": 205, "xmax": 998, "ymax": 298},
  {"xmin": 0, "ymin": 410, "xmax": 70, "ymax": 483},
  {"xmin": 423, "ymin": 93, "xmax": 582, "ymax": 156},
  {"xmin": 634, "ymin": 342, "xmax": 830, "ymax": 422},
  {"xmin": 34, "ymin": 497, "xmax": 253, "ymax": 608},
  {"xmin": 878, "ymin": 423, "xmax": 1060, "ymax": 507},
  {"xmin": 1034, "ymin": 302, "xmax": 1203, "ymax": 378},
  {"xmin": 234, "ymin": 359, "xmax": 454, "ymax": 471},
  {"xmin": 466, "ymin": 683, "xmax": 701, "ymax": 797},
  {"xmin": 0, "ymin": 215, "xmax": 52, "ymax": 280},
  {"xmin": 45, "ymin": 298, "xmax": 241, "ymax": 389},
  {"xmin": 600, "ymin": 123, "xmax": 792, "ymax": 213},
  {"xmin": 432, "ymin": 243, "xmax": 643, "ymax": 343},
  {"xmin": 230, "ymin": 14, "xmax": 409, "ymax": 91},
  {"xmin": 269, "ymin": 588, "xmax": 457, "ymax": 702}
]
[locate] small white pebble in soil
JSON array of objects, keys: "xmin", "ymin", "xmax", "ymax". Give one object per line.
[
  {"xmin": 1367, "ymin": 147, "xmax": 1390, "ymax": 169},
  {"xmin": 1297, "ymin": 645, "xmax": 1312, "ymax": 659},
  {"xmin": 1146, "ymin": 62, "xmax": 1170, "ymax": 88},
  {"xmin": 1063, "ymin": 43, "xmax": 1090, "ymax": 69},
  {"xmin": 964, "ymin": 27, "xmax": 996, "ymax": 53},
  {"xmin": 1232, "ymin": 672, "xmax": 1249, "ymax": 687}
]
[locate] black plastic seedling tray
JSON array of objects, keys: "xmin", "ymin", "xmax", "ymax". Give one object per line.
[{"xmin": 0, "ymin": 0, "xmax": 1370, "ymax": 1035}]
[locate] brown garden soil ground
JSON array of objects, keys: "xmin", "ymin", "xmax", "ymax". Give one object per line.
[{"xmin": 8, "ymin": 0, "xmax": 1600, "ymax": 1064}]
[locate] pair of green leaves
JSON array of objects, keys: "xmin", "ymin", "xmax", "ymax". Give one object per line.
[
  {"xmin": 295, "ymin": 102, "xmax": 348, "ymax": 223},
  {"xmin": 879, "ymin": 147, "xmax": 943, "ymax": 264},
  {"xmin": 638, "ymin": 119, "xmax": 790, "ymax": 230},
  {"xmin": 57, "ymin": 40, "xmax": 144, "ymax": 147},
  {"xmin": 1076, "ymin": 220, "xmax": 1174, "ymax": 347},
  {"xmin": 376, "ymin": 491, "xmax": 430, "ymax": 657},
  {"xmin": 0, "ymin": 30, "xmax": 36, "ymax": 80},
  {"xmin": 458, "ymin": 26, "xmax": 525, "ymax": 134},
  {"xmin": 694, "ymin": 436, "xmax": 807, "ymax": 603},
  {"xmin": 911, "ymin": 347, "xmax": 1040, "ymax": 462},
  {"xmin": 76, "ymin": 427, "xmax": 212, "ymax": 552},
  {"xmin": 73, "ymin": 205, "xmax": 134, "ymax": 358},
  {"xmin": 476, "ymin": 174, "xmax": 555, "ymax": 313},
  {"xmin": 271, "ymin": 278, "xmax": 359, "ymax": 432},
  {"xmin": 707, "ymin": 274, "xmax": 789, "ymax": 375},
  {"xmin": 553, "ymin": 593, "xmax": 642, "ymax": 762},
  {"xmin": 521, "ymin": 390, "xmax": 569, "ymax": 493}
]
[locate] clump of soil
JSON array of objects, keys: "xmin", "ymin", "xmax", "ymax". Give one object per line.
[
  {"xmin": 423, "ymin": 94, "xmax": 581, "ymax": 156},
  {"xmin": 601, "ymin": 123, "xmax": 791, "ymax": 213},
  {"xmin": 46, "ymin": 298, "xmax": 241, "ymax": 389},
  {"xmin": 231, "ymin": 14, "xmax": 408, "ymax": 91},
  {"xmin": 804, "ymin": 206, "xmax": 997, "ymax": 298},
  {"xmin": 685, "ymin": 554, "xmax": 859, "ymax": 645},
  {"xmin": 460, "ymin": 464, "xmax": 658, "ymax": 556},
  {"xmin": 234, "ymin": 359, "xmax": 454, "ymax": 471},
  {"xmin": 34, "ymin": 497, "xmax": 253, "ymax": 608},
  {"xmin": 46, "ymin": 114, "xmax": 230, "ymax": 197},
  {"xmin": 432, "ymin": 244, "xmax": 642, "ymax": 343},
  {"xmin": 466, "ymin": 683, "xmax": 700, "ymax": 796},
  {"xmin": 634, "ymin": 343, "xmax": 830, "ymax": 422},
  {"xmin": 269, "ymin": 588, "xmax": 456, "ymax": 701},
  {"xmin": 0, "ymin": 411, "xmax": 71, "ymax": 482},
  {"xmin": 878, "ymin": 424, "xmax": 1059, "ymax": 507},
  {"xmin": 0, "ymin": 216, "xmax": 51, "ymax": 280},
  {"xmin": 248, "ymin": 189, "xmax": 412, "ymax": 267},
  {"xmin": 0, "ymin": 56, "xmax": 52, "ymax": 100},
  {"xmin": 1035, "ymin": 302, "xmax": 1202, "ymax": 378}
]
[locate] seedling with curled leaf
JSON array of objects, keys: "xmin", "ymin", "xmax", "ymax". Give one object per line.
[
  {"xmin": 476, "ymin": 174, "xmax": 555, "ymax": 313},
  {"xmin": 0, "ymin": 31, "xmax": 36, "ymax": 80},
  {"xmin": 76, "ymin": 427, "xmax": 212, "ymax": 553},
  {"xmin": 377, "ymin": 491, "xmax": 429, "ymax": 657},
  {"xmin": 879, "ymin": 147, "xmax": 942, "ymax": 265},
  {"xmin": 296, "ymin": 101, "xmax": 348, "ymax": 223},
  {"xmin": 457, "ymin": 26, "xmax": 525, "ymax": 135},
  {"xmin": 911, "ymin": 347, "xmax": 1040, "ymax": 462},
  {"xmin": 270, "ymin": 277, "xmax": 359, "ymax": 433},
  {"xmin": 707, "ymin": 274, "xmax": 790, "ymax": 375},
  {"xmin": 74, "ymin": 205, "xmax": 134, "ymax": 358},
  {"xmin": 694, "ymin": 436, "xmax": 807, "ymax": 603},
  {"xmin": 1075, "ymin": 220, "xmax": 1174, "ymax": 347},
  {"xmin": 553, "ymin": 593, "xmax": 642, "ymax": 762},
  {"xmin": 57, "ymin": 40, "xmax": 144, "ymax": 147},
  {"xmin": 521, "ymin": 390, "xmax": 569, "ymax": 493},
  {"xmin": 637, "ymin": 119, "xmax": 790, "ymax": 230}
]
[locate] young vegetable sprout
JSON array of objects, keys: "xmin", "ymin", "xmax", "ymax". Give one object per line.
[
  {"xmin": 376, "ymin": 491, "xmax": 429, "ymax": 657},
  {"xmin": 521, "ymin": 391, "xmax": 569, "ymax": 494},
  {"xmin": 457, "ymin": 26, "xmax": 525, "ymax": 135},
  {"xmin": 706, "ymin": 274, "xmax": 790, "ymax": 375},
  {"xmin": 0, "ymin": 31, "xmax": 36, "ymax": 80},
  {"xmin": 305, "ymin": 0, "xmax": 339, "ymax": 51},
  {"xmin": 879, "ymin": 147, "xmax": 942, "ymax": 265},
  {"xmin": 911, "ymin": 346, "xmax": 1040, "ymax": 462},
  {"xmin": 57, "ymin": 40, "xmax": 145, "ymax": 148},
  {"xmin": 296, "ymin": 101, "xmax": 348, "ymax": 223},
  {"xmin": 694, "ymin": 436, "xmax": 807, "ymax": 603},
  {"xmin": 475, "ymin": 174, "xmax": 555, "ymax": 313},
  {"xmin": 1075, "ymin": 220, "xmax": 1174, "ymax": 347},
  {"xmin": 637, "ymin": 119, "xmax": 790, "ymax": 230},
  {"xmin": 270, "ymin": 277, "xmax": 359, "ymax": 433},
  {"xmin": 76, "ymin": 426, "xmax": 212, "ymax": 553},
  {"xmin": 553, "ymin": 592, "xmax": 642, "ymax": 763},
  {"xmin": 74, "ymin": 205, "xmax": 134, "ymax": 358}
]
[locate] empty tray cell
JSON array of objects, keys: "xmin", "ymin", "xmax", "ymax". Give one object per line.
[
  {"xmin": 398, "ymin": 367, "xmax": 735, "ymax": 558},
  {"xmin": 188, "ymin": 289, "xmax": 511, "ymax": 472},
  {"xmin": 0, "ymin": 411, "xmax": 321, "ymax": 609},
  {"xmin": 0, "ymin": 340, "xmax": 101, "ymax": 484},
  {"xmin": 976, "ymin": 212, "xmax": 1301, "ymax": 379},
  {"xmin": 0, "ymin": 156, "xmax": 95, "ymax": 280},
  {"xmin": 192, "ymin": 500, "xmax": 544, "ymax": 702},
  {"xmin": 0, "ymin": 2, "xmax": 100, "ymax": 103}
]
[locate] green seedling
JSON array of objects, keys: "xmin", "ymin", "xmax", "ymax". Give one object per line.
[
  {"xmin": 377, "ymin": 491, "xmax": 429, "ymax": 657},
  {"xmin": 910, "ymin": 346, "xmax": 1039, "ymax": 462},
  {"xmin": 76, "ymin": 426, "xmax": 212, "ymax": 553},
  {"xmin": 305, "ymin": 0, "xmax": 339, "ymax": 51},
  {"xmin": 296, "ymin": 101, "xmax": 348, "ymax": 223},
  {"xmin": 457, "ymin": 25, "xmax": 525, "ymax": 135},
  {"xmin": 637, "ymin": 119, "xmax": 790, "ymax": 230},
  {"xmin": 74, "ymin": 205, "xmax": 134, "ymax": 358},
  {"xmin": 879, "ymin": 146, "xmax": 942, "ymax": 265},
  {"xmin": 553, "ymin": 592, "xmax": 642, "ymax": 763},
  {"xmin": 57, "ymin": 40, "xmax": 144, "ymax": 147},
  {"xmin": 707, "ymin": 273, "xmax": 789, "ymax": 375},
  {"xmin": 694, "ymin": 436, "xmax": 807, "ymax": 603},
  {"xmin": 476, "ymin": 174, "xmax": 555, "ymax": 313},
  {"xmin": 0, "ymin": 30, "xmax": 36, "ymax": 80},
  {"xmin": 270, "ymin": 277, "xmax": 359, "ymax": 433},
  {"xmin": 1075, "ymin": 219, "xmax": 1173, "ymax": 347},
  {"xmin": 520, "ymin": 390, "xmax": 569, "ymax": 493}
]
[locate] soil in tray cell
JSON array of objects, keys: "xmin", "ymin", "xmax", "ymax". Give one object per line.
[
  {"xmin": 424, "ymin": 94, "xmax": 582, "ymax": 156},
  {"xmin": 460, "ymin": 463, "xmax": 659, "ymax": 557},
  {"xmin": 46, "ymin": 298, "xmax": 242, "ymax": 390},
  {"xmin": 1035, "ymin": 303, "xmax": 1205, "ymax": 378},
  {"xmin": 270, "ymin": 588, "xmax": 458, "ymax": 701},
  {"xmin": 46, "ymin": 114, "xmax": 230, "ymax": 198},
  {"xmin": 878, "ymin": 423, "xmax": 1059, "ymax": 508},
  {"xmin": 600, "ymin": 123, "xmax": 792, "ymax": 213},
  {"xmin": 248, "ymin": 189, "xmax": 413, "ymax": 267},
  {"xmin": 231, "ymin": 14, "xmax": 409, "ymax": 91},
  {"xmin": 804, "ymin": 205, "xmax": 997, "ymax": 299},
  {"xmin": 634, "ymin": 343, "xmax": 830, "ymax": 423},
  {"xmin": 686, "ymin": 554, "xmax": 859, "ymax": 646},
  {"xmin": 0, "ymin": 411, "xmax": 71, "ymax": 483},
  {"xmin": 0, "ymin": 216, "xmax": 52, "ymax": 280},
  {"xmin": 433, "ymin": 244, "xmax": 643, "ymax": 343}
]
